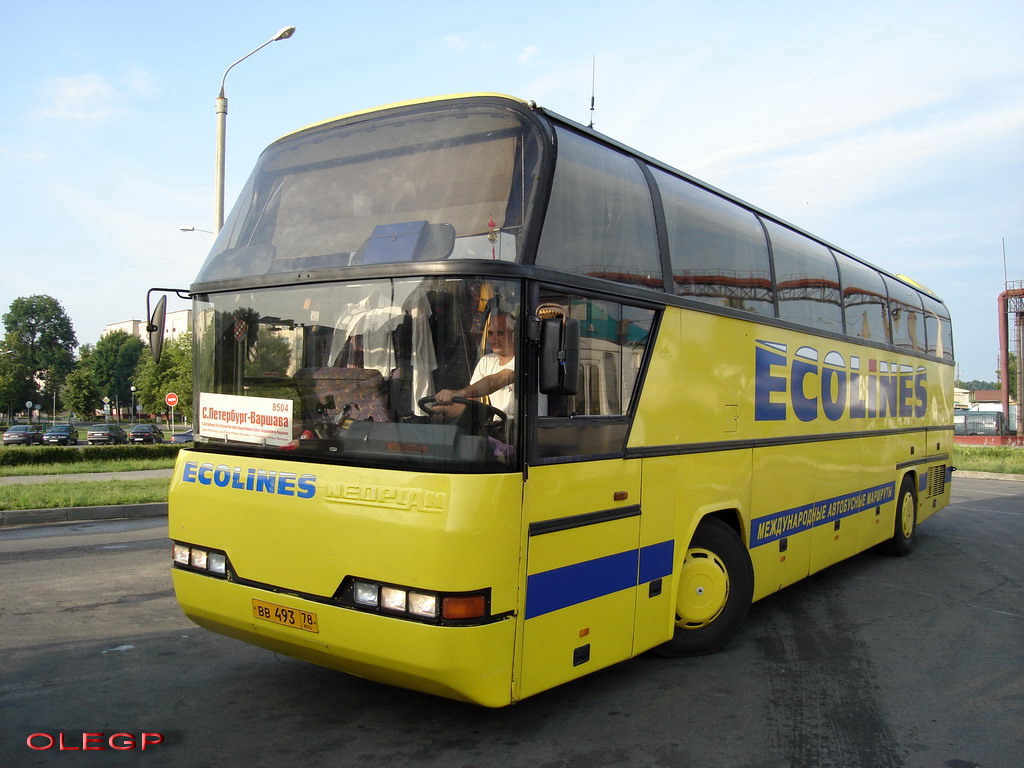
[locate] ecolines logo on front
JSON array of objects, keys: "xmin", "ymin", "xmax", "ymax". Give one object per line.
[
  {"xmin": 754, "ymin": 340, "xmax": 927, "ymax": 422},
  {"xmin": 181, "ymin": 460, "xmax": 316, "ymax": 499}
]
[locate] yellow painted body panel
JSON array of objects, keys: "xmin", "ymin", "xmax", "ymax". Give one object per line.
[
  {"xmin": 631, "ymin": 305, "xmax": 953, "ymax": 605},
  {"xmin": 172, "ymin": 569, "xmax": 516, "ymax": 707},
  {"xmin": 519, "ymin": 460, "xmax": 642, "ymax": 699},
  {"xmin": 169, "ymin": 451, "xmax": 523, "ymax": 707}
]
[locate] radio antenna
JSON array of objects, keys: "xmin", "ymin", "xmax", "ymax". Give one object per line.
[{"xmin": 588, "ymin": 55, "xmax": 596, "ymax": 129}]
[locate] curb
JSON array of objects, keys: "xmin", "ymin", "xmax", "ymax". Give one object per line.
[
  {"xmin": 1, "ymin": 502, "xmax": 167, "ymax": 528},
  {"xmin": 953, "ymin": 470, "xmax": 1024, "ymax": 482}
]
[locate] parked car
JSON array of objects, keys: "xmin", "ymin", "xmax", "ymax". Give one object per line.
[
  {"xmin": 129, "ymin": 424, "xmax": 165, "ymax": 444},
  {"xmin": 43, "ymin": 424, "xmax": 80, "ymax": 445},
  {"xmin": 86, "ymin": 424, "xmax": 128, "ymax": 445},
  {"xmin": 171, "ymin": 429, "xmax": 194, "ymax": 444},
  {"xmin": 3, "ymin": 424, "xmax": 45, "ymax": 446}
]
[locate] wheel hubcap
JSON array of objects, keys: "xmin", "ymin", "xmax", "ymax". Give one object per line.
[
  {"xmin": 677, "ymin": 547, "xmax": 729, "ymax": 629},
  {"xmin": 900, "ymin": 490, "xmax": 915, "ymax": 539}
]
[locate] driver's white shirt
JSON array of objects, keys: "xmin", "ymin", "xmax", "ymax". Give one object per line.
[{"xmin": 471, "ymin": 354, "xmax": 514, "ymax": 416}]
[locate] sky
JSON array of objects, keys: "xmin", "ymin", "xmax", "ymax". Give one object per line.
[{"xmin": 1, "ymin": 0, "xmax": 1021, "ymax": 383}]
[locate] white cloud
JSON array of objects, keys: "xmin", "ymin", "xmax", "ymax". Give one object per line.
[
  {"xmin": 34, "ymin": 69, "xmax": 158, "ymax": 124},
  {"xmin": 444, "ymin": 35, "xmax": 471, "ymax": 50},
  {"xmin": 36, "ymin": 73, "xmax": 122, "ymax": 123},
  {"xmin": 122, "ymin": 67, "xmax": 158, "ymax": 99},
  {"xmin": 704, "ymin": 104, "xmax": 1024, "ymax": 223},
  {"xmin": 518, "ymin": 45, "xmax": 541, "ymax": 65}
]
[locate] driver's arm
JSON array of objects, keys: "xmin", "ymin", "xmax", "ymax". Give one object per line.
[{"xmin": 435, "ymin": 369, "xmax": 514, "ymax": 404}]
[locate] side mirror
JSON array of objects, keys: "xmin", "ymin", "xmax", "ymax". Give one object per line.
[
  {"xmin": 147, "ymin": 294, "xmax": 167, "ymax": 363},
  {"xmin": 539, "ymin": 317, "xmax": 580, "ymax": 395},
  {"xmin": 145, "ymin": 287, "xmax": 190, "ymax": 363}
]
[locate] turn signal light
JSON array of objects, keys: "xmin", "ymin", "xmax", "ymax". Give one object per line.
[{"xmin": 442, "ymin": 595, "xmax": 486, "ymax": 620}]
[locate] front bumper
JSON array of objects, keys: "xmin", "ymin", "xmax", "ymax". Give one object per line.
[{"xmin": 172, "ymin": 569, "xmax": 518, "ymax": 707}]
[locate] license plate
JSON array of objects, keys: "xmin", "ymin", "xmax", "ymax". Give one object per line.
[{"xmin": 252, "ymin": 599, "xmax": 319, "ymax": 633}]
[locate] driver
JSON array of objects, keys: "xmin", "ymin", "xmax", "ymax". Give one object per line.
[{"xmin": 433, "ymin": 313, "xmax": 515, "ymax": 419}]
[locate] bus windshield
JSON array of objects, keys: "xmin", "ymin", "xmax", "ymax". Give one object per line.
[
  {"xmin": 194, "ymin": 276, "xmax": 521, "ymax": 472},
  {"xmin": 197, "ymin": 102, "xmax": 544, "ymax": 281}
]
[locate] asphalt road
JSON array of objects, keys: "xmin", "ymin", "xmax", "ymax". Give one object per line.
[{"xmin": 0, "ymin": 476, "xmax": 1020, "ymax": 768}]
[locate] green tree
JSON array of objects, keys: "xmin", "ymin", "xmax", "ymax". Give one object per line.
[
  {"xmin": 62, "ymin": 365, "xmax": 102, "ymax": 421},
  {"xmin": 88, "ymin": 330, "xmax": 144, "ymax": 418},
  {"xmin": 134, "ymin": 334, "xmax": 193, "ymax": 423},
  {"xmin": 0, "ymin": 350, "xmax": 22, "ymax": 423},
  {"xmin": 961, "ymin": 379, "xmax": 997, "ymax": 391},
  {"xmin": 1, "ymin": 295, "xmax": 77, "ymax": 413}
]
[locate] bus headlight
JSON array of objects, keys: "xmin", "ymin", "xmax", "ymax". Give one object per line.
[
  {"xmin": 172, "ymin": 542, "xmax": 229, "ymax": 578},
  {"xmin": 408, "ymin": 592, "xmax": 437, "ymax": 618},
  {"xmin": 353, "ymin": 580, "xmax": 379, "ymax": 607},
  {"xmin": 172, "ymin": 543, "xmax": 191, "ymax": 565},
  {"xmin": 381, "ymin": 586, "xmax": 408, "ymax": 612},
  {"xmin": 208, "ymin": 552, "xmax": 227, "ymax": 576}
]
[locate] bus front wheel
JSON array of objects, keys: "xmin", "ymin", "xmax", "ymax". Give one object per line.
[
  {"xmin": 889, "ymin": 475, "xmax": 918, "ymax": 557},
  {"xmin": 655, "ymin": 517, "xmax": 754, "ymax": 657}
]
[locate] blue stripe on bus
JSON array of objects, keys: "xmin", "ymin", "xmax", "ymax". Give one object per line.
[
  {"xmin": 639, "ymin": 539, "xmax": 675, "ymax": 584},
  {"xmin": 749, "ymin": 481, "xmax": 896, "ymax": 548},
  {"xmin": 525, "ymin": 540, "xmax": 675, "ymax": 620}
]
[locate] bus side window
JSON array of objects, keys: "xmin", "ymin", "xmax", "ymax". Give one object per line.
[
  {"xmin": 535, "ymin": 292, "xmax": 655, "ymax": 459},
  {"xmin": 838, "ymin": 252, "xmax": 891, "ymax": 343},
  {"xmin": 884, "ymin": 275, "xmax": 926, "ymax": 354},
  {"xmin": 921, "ymin": 293, "xmax": 953, "ymax": 361},
  {"xmin": 536, "ymin": 127, "xmax": 662, "ymax": 290},
  {"xmin": 765, "ymin": 220, "xmax": 844, "ymax": 334},
  {"xmin": 654, "ymin": 167, "xmax": 775, "ymax": 318}
]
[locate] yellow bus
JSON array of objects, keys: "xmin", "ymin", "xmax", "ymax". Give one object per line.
[{"xmin": 157, "ymin": 93, "xmax": 954, "ymax": 707}]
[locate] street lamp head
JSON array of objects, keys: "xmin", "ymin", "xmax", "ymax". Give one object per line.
[
  {"xmin": 218, "ymin": 25, "xmax": 298, "ymax": 94},
  {"xmin": 215, "ymin": 25, "xmax": 297, "ymax": 233}
]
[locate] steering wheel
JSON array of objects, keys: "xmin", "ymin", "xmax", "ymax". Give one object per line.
[{"xmin": 418, "ymin": 396, "xmax": 508, "ymax": 436}]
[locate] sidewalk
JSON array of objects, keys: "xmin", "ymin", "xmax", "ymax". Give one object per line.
[
  {"xmin": 0, "ymin": 468, "xmax": 173, "ymax": 486},
  {"xmin": 0, "ymin": 469, "xmax": 172, "ymax": 527}
]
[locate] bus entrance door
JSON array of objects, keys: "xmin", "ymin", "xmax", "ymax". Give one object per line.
[{"xmin": 518, "ymin": 460, "xmax": 642, "ymax": 700}]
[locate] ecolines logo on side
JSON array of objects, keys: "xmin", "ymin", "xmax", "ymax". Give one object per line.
[{"xmin": 754, "ymin": 340, "xmax": 927, "ymax": 422}]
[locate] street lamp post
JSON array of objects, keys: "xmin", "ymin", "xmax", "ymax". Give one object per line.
[
  {"xmin": 130, "ymin": 386, "xmax": 137, "ymax": 426},
  {"xmin": 214, "ymin": 25, "xmax": 296, "ymax": 233}
]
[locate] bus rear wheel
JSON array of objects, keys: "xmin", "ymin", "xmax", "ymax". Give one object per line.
[
  {"xmin": 655, "ymin": 517, "xmax": 754, "ymax": 657},
  {"xmin": 889, "ymin": 475, "xmax": 918, "ymax": 557}
]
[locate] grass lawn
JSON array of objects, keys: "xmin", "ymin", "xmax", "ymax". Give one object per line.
[
  {"xmin": 0, "ymin": 456, "xmax": 176, "ymax": 477},
  {"xmin": 0, "ymin": 478, "xmax": 169, "ymax": 511},
  {"xmin": 953, "ymin": 444, "xmax": 1024, "ymax": 475}
]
